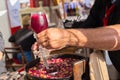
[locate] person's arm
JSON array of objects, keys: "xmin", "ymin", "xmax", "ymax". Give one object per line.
[
  {"xmin": 67, "ymin": 24, "xmax": 120, "ymax": 51},
  {"xmin": 37, "ymin": 24, "xmax": 120, "ymax": 51}
]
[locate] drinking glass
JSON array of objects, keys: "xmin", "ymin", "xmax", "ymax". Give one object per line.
[
  {"xmin": 31, "ymin": 12, "xmax": 49, "ymax": 69},
  {"xmin": 31, "ymin": 12, "xmax": 48, "ymax": 34}
]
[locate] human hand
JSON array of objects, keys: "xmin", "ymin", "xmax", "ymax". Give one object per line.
[
  {"xmin": 31, "ymin": 42, "xmax": 41, "ymax": 57},
  {"xmin": 31, "ymin": 42, "xmax": 39, "ymax": 51},
  {"xmin": 36, "ymin": 28, "xmax": 72, "ymax": 51}
]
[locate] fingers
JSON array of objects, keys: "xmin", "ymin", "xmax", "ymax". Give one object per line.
[
  {"xmin": 37, "ymin": 29, "xmax": 47, "ymax": 39},
  {"xmin": 37, "ymin": 35, "xmax": 48, "ymax": 44},
  {"xmin": 41, "ymin": 40, "xmax": 49, "ymax": 48},
  {"xmin": 31, "ymin": 42, "xmax": 39, "ymax": 51},
  {"xmin": 36, "ymin": 30, "xmax": 48, "ymax": 43},
  {"xmin": 35, "ymin": 28, "xmax": 69, "ymax": 50},
  {"xmin": 40, "ymin": 38, "xmax": 68, "ymax": 50}
]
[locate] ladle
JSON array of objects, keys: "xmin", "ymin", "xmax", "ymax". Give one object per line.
[{"xmin": 39, "ymin": 46, "xmax": 58, "ymax": 75}]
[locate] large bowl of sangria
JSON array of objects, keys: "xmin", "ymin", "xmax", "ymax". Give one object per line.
[{"xmin": 25, "ymin": 54, "xmax": 85, "ymax": 80}]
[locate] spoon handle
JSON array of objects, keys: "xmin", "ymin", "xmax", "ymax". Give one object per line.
[{"xmin": 39, "ymin": 45, "xmax": 49, "ymax": 69}]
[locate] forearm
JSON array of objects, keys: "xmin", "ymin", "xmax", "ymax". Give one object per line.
[{"xmin": 67, "ymin": 24, "xmax": 120, "ymax": 51}]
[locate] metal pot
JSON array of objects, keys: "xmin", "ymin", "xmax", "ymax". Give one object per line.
[{"xmin": 25, "ymin": 54, "xmax": 85, "ymax": 80}]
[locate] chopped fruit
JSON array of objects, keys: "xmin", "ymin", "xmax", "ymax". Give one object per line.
[{"xmin": 28, "ymin": 58, "xmax": 80, "ymax": 79}]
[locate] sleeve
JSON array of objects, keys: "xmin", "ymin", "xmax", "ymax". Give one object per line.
[{"xmin": 72, "ymin": 0, "xmax": 102, "ymax": 28}]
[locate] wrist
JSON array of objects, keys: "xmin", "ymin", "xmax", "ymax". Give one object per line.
[
  {"xmin": 67, "ymin": 29, "xmax": 87, "ymax": 47},
  {"xmin": 67, "ymin": 29, "xmax": 79, "ymax": 46}
]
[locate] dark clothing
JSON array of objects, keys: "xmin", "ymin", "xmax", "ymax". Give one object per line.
[
  {"xmin": 73, "ymin": 0, "xmax": 120, "ymax": 28},
  {"xmin": 72, "ymin": 0, "xmax": 120, "ymax": 73},
  {"xmin": 9, "ymin": 28, "xmax": 36, "ymax": 63},
  {"xmin": 9, "ymin": 28, "xmax": 36, "ymax": 51}
]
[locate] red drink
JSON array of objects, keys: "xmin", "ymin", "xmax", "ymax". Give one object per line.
[
  {"xmin": 31, "ymin": 12, "xmax": 48, "ymax": 34},
  {"xmin": 31, "ymin": 12, "xmax": 49, "ymax": 70}
]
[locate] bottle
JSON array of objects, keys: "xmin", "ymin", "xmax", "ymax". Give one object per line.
[
  {"xmin": 67, "ymin": 3, "xmax": 70, "ymax": 16},
  {"xmin": 76, "ymin": 4, "xmax": 79, "ymax": 16},
  {"xmin": 69, "ymin": 4, "xmax": 73, "ymax": 16}
]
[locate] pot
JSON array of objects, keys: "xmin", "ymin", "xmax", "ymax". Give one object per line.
[{"xmin": 25, "ymin": 54, "xmax": 85, "ymax": 80}]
